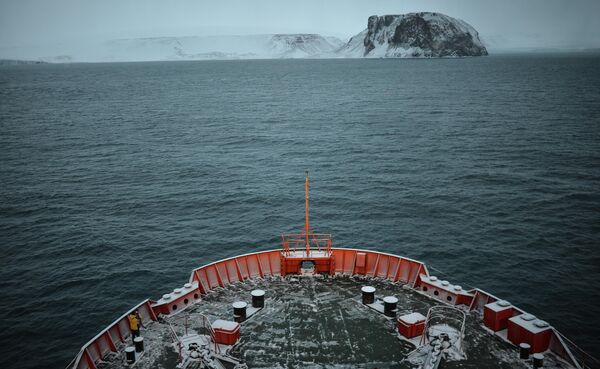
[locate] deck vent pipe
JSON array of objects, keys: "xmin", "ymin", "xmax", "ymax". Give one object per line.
[
  {"xmin": 533, "ymin": 353, "xmax": 544, "ymax": 368},
  {"xmin": 233, "ymin": 301, "xmax": 248, "ymax": 322},
  {"xmin": 125, "ymin": 346, "xmax": 136, "ymax": 364},
  {"xmin": 519, "ymin": 343, "xmax": 530, "ymax": 359},
  {"xmin": 134, "ymin": 337, "xmax": 144, "ymax": 353},
  {"xmin": 361, "ymin": 286, "xmax": 376, "ymax": 304},
  {"xmin": 251, "ymin": 289, "xmax": 265, "ymax": 308},
  {"xmin": 383, "ymin": 296, "xmax": 398, "ymax": 317}
]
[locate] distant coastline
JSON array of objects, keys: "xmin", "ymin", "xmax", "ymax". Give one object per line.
[
  {"xmin": 3, "ymin": 50, "xmax": 600, "ymax": 66},
  {"xmin": 0, "ymin": 59, "xmax": 47, "ymax": 65},
  {"xmin": 0, "ymin": 12, "xmax": 488, "ymax": 63}
]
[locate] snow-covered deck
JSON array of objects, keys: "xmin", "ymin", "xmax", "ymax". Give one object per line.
[
  {"xmin": 91, "ymin": 275, "xmax": 574, "ymax": 369},
  {"xmin": 282, "ymin": 250, "xmax": 331, "ymax": 258}
]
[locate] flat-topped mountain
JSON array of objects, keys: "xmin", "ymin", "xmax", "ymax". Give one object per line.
[
  {"xmin": 340, "ymin": 12, "xmax": 488, "ymax": 57},
  {"xmin": 269, "ymin": 34, "xmax": 344, "ymax": 57},
  {"xmin": 100, "ymin": 34, "xmax": 344, "ymax": 62},
  {"xmin": 10, "ymin": 34, "xmax": 343, "ymax": 63}
]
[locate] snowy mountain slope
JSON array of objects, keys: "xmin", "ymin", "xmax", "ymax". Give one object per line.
[
  {"xmin": 104, "ymin": 34, "xmax": 345, "ymax": 61},
  {"xmin": 268, "ymin": 34, "xmax": 343, "ymax": 58},
  {"xmin": 339, "ymin": 12, "xmax": 487, "ymax": 58},
  {"xmin": 102, "ymin": 35, "xmax": 269, "ymax": 61},
  {"xmin": 0, "ymin": 34, "xmax": 344, "ymax": 63}
]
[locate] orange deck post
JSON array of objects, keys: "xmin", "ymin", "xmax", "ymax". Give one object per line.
[
  {"xmin": 280, "ymin": 173, "xmax": 333, "ymax": 275},
  {"xmin": 305, "ymin": 171, "xmax": 310, "ymax": 255}
]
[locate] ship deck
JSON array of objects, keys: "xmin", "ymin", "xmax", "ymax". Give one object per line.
[{"xmin": 98, "ymin": 275, "xmax": 572, "ymax": 369}]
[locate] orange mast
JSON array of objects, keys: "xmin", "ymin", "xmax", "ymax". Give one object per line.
[{"xmin": 304, "ymin": 171, "xmax": 310, "ymax": 255}]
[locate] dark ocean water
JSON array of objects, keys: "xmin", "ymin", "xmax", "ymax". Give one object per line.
[{"xmin": 1, "ymin": 55, "xmax": 599, "ymax": 369}]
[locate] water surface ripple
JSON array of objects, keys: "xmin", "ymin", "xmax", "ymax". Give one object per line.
[{"xmin": 1, "ymin": 55, "xmax": 599, "ymax": 368}]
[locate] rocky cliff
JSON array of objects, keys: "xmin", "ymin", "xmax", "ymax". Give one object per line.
[{"xmin": 340, "ymin": 12, "xmax": 487, "ymax": 58}]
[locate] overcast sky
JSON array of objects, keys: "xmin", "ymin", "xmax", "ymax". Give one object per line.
[{"xmin": 1, "ymin": 0, "xmax": 599, "ymax": 50}]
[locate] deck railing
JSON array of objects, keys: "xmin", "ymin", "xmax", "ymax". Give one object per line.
[
  {"xmin": 555, "ymin": 331, "xmax": 600, "ymax": 369},
  {"xmin": 166, "ymin": 321, "xmax": 183, "ymax": 364},
  {"xmin": 65, "ymin": 299, "xmax": 157, "ymax": 369},
  {"xmin": 281, "ymin": 233, "xmax": 332, "ymax": 256},
  {"xmin": 67, "ymin": 248, "xmax": 596, "ymax": 369}
]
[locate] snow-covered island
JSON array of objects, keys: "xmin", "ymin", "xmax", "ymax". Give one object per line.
[
  {"xmin": 341, "ymin": 12, "xmax": 488, "ymax": 58},
  {"xmin": 0, "ymin": 12, "xmax": 487, "ymax": 63}
]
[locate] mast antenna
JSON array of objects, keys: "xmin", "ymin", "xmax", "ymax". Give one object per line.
[{"xmin": 305, "ymin": 170, "xmax": 310, "ymax": 254}]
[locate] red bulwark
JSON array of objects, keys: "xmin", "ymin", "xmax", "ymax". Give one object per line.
[
  {"xmin": 417, "ymin": 275, "xmax": 474, "ymax": 306},
  {"xmin": 507, "ymin": 314, "xmax": 552, "ymax": 353},
  {"xmin": 212, "ymin": 319, "xmax": 240, "ymax": 345},
  {"xmin": 483, "ymin": 300, "xmax": 514, "ymax": 332},
  {"xmin": 397, "ymin": 312, "xmax": 426, "ymax": 339},
  {"xmin": 280, "ymin": 251, "xmax": 334, "ymax": 275},
  {"xmin": 152, "ymin": 282, "xmax": 201, "ymax": 316},
  {"xmin": 355, "ymin": 252, "xmax": 366, "ymax": 274}
]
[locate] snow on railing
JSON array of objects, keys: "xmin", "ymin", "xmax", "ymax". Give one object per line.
[
  {"xmin": 65, "ymin": 299, "xmax": 157, "ymax": 369},
  {"xmin": 63, "ymin": 352, "xmax": 81, "ymax": 369},
  {"xmin": 188, "ymin": 248, "xmax": 428, "ymax": 291},
  {"xmin": 166, "ymin": 321, "xmax": 183, "ymax": 364},
  {"xmin": 198, "ymin": 313, "xmax": 220, "ymax": 354},
  {"xmin": 419, "ymin": 305, "xmax": 467, "ymax": 350},
  {"xmin": 167, "ymin": 312, "xmax": 220, "ymax": 355},
  {"xmin": 281, "ymin": 233, "xmax": 332, "ymax": 256},
  {"xmin": 554, "ymin": 330, "xmax": 600, "ymax": 369}
]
